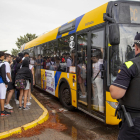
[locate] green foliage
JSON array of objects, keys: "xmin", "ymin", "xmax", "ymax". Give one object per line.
[
  {"xmin": 11, "ymin": 33, "xmax": 37, "ymax": 56},
  {"xmin": 15, "ymin": 33, "xmax": 37, "ymax": 49},
  {"xmin": 11, "ymin": 48, "xmax": 20, "ymax": 56}
]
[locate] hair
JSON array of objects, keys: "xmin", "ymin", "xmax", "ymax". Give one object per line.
[
  {"xmin": 5, "ymin": 54, "xmax": 10, "ymax": 59},
  {"xmin": 62, "ymin": 53, "xmax": 66, "ymax": 56},
  {"xmin": 92, "ymin": 49, "xmax": 102, "ymax": 59},
  {"xmin": 135, "ymin": 43, "xmax": 140, "ymax": 49},
  {"xmin": 18, "ymin": 53, "xmax": 24, "ymax": 58},
  {"xmin": 24, "ymin": 52, "xmax": 29, "ymax": 56},
  {"xmin": 13, "ymin": 56, "xmax": 17, "ymax": 59},
  {"xmin": 16, "ymin": 57, "xmax": 22, "ymax": 63},
  {"xmin": 66, "ymin": 53, "xmax": 70, "ymax": 56},
  {"xmin": 0, "ymin": 51, "xmax": 5, "ymax": 58},
  {"xmin": 51, "ymin": 57, "xmax": 55, "ymax": 62},
  {"xmin": 55, "ymin": 56, "xmax": 60, "ymax": 61}
]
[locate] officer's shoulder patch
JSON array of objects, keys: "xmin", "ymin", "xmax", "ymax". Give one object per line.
[{"xmin": 125, "ymin": 61, "xmax": 133, "ymax": 69}]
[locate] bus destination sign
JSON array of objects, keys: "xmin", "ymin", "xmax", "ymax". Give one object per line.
[{"xmin": 130, "ymin": 5, "xmax": 140, "ymax": 23}]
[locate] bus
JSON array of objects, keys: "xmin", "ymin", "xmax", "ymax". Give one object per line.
[{"xmin": 21, "ymin": 0, "xmax": 140, "ymax": 125}]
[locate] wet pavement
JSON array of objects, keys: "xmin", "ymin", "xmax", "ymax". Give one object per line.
[
  {"xmin": 8, "ymin": 88, "xmax": 118, "ymax": 140},
  {"xmin": 0, "ymin": 94, "xmax": 43, "ymax": 133}
]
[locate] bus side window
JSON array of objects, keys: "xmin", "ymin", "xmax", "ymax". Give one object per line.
[{"xmin": 58, "ymin": 34, "xmax": 76, "ymax": 73}]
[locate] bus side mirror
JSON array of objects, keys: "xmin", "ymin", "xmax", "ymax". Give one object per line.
[{"xmin": 109, "ymin": 24, "xmax": 120, "ymax": 45}]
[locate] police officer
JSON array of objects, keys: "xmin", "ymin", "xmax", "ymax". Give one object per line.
[{"xmin": 110, "ymin": 33, "xmax": 140, "ymax": 139}]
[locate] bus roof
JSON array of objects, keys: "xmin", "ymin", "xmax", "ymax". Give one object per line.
[{"xmin": 23, "ymin": 2, "xmax": 108, "ymax": 51}]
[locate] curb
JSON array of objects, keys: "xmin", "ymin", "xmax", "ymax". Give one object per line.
[{"xmin": 0, "ymin": 94, "xmax": 49, "ymax": 139}]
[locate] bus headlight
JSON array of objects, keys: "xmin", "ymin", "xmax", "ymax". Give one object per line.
[{"xmin": 107, "ymin": 101, "xmax": 118, "ymax": 109}]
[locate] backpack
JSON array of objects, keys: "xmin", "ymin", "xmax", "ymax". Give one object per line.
[{"xmin": 15, "ymin": 79, "xmax": 27, "ymax": 89}]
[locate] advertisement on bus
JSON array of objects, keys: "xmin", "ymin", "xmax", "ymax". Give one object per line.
[{"xmin": 41, "ymin": 70, "xmax": 55, "ymax": 96}]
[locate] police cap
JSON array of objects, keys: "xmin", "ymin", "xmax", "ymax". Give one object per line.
[{"xmin": 133, "ymin": 33, "xmax": 140, "ymax": 47}]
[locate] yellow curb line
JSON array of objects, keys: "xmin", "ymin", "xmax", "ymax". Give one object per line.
[{"xmin": 0, "ymin": 94, "xmax": 49, "ymax": 139}]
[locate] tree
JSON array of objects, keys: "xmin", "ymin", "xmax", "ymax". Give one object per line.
[
  {"xmin": 11, "ymin": 33, "xmax": 37, "ymax": 56},
  {"xmin": 11, "ymin": 48, "xmax": 20, "ymax": 56},
  {"xmin": 15, "ymin": 33, "xmax": 37, "ymax": 49}
]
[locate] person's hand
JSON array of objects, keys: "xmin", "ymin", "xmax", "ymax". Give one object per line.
[{"xmin": 5, "ymin": 85, "xmax": 8, "ymax": 88}]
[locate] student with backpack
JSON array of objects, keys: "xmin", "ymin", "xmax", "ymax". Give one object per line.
[
  {"xmin": 15, "ymin": 59, "xmax": 33, "ymax": 110},
  {"xmin": 14, "ymin": 57, "xmax": 22, "ymax": 104}
]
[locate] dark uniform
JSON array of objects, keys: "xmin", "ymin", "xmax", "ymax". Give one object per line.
[
  {"xmin": 111, "ymin": 33, "xmax": 140, "ymax": 139},
  {"xmin": 112, "ymin": 53, "xmax": 140, "ymax": 139}
]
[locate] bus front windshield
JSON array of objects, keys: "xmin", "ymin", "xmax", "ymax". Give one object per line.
[{"xmin": 110, "ymin": 24, "xmax": 139, "ymax": 83}]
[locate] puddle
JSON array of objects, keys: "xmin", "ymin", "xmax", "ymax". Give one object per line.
[
  {"xmin": 33, "ymin": 88, "xmax": 118, "ymax": 140},
  {"xmin": 49, "ymin": 111, "xmax": 118, "ymax": 140},
  {"xmin": 56, "ymin": 112, "xmax": 96, "ymax": 140}
]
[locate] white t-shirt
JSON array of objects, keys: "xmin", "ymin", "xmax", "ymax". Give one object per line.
[
  {"xmin": 67, "ymin": 58, "xmax": 72, "ymax": 67},
  {"xmin": 46, "ymin": 61, "xmax": 54, "ymax": 67},
  {"xmin": 4, "ymin": 61, "xmax": 11, "ymax": 82},
  {"xmin": 66, "ymin": 57, "xmax": 72, "ymax": 72},
  {"xmin": 92, "ymin": 59, "xmax": 103, "ymax": 78},
  {"xmin": 30, "ymin": 59, "xmax": 35, "ymax": 65},
  {"xmin": 46, "ymin": 62, "xmax": 50, "ymax": 67},
  {"xmin": 29, "ymin": 64, "xmax": 33, "ymax": 70}
]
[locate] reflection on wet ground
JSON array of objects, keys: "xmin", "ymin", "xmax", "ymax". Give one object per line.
[
  {"xmin": 48, "ymin": 108, "xmax": 118, "ymax": 140},
  {"xmin": 33, "ymin": 88, "xmax": 118, "ymax": 140},
  {"xmin": 57, "ymin": 112, "xmax": 96, "ymax": 140},
  {"xmin": 91, "ymin": 126, "xmax": 113, "ymax": 135}
]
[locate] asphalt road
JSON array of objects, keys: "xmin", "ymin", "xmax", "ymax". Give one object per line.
[{"xmin": 10, "ymin": 88, "xmax": 119, "ymax": 140}]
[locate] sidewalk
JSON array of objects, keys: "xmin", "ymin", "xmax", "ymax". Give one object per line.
[{"xmin": 0, "ymin": 94, "xmax": 49, "ymax": 139}]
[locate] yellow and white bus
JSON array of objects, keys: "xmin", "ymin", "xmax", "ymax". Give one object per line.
[{"xmin": 21, "ymin": 0, "xmax": 140, "ymax": 125}]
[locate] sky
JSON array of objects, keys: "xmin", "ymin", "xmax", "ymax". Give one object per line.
[{"xmin": 0, "ymin": 0, "xmax": 113, "ymax": 54}]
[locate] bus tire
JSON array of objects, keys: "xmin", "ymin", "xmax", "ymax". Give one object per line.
[{"xmin": 59, "ymin": 83, "xmax": 75, "ymax": 111}]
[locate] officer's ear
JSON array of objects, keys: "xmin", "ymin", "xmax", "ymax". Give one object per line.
[{"xmin": 135, "ymin": 45, "xmax": 139, "ymax": 52}]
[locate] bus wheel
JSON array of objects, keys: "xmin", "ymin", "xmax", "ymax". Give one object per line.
[{"xmin": 60, "ymin": 83, "xmax": 75, "ymax": 111}]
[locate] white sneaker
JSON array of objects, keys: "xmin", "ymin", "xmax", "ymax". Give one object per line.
[
  {"xmin": 16, "ymin": 100, "xmax": 19, "ymax": 104},
  {"xmin": 4, "ymin": 104, "xmax": 13, "ymax": 109},
  {"xmin": 26, "ymin": 102, "xmax": 31, "ymax": 106},
  {"xmin": 80, "ymin": 95, "xmax": 86, "ymax": 98}
]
